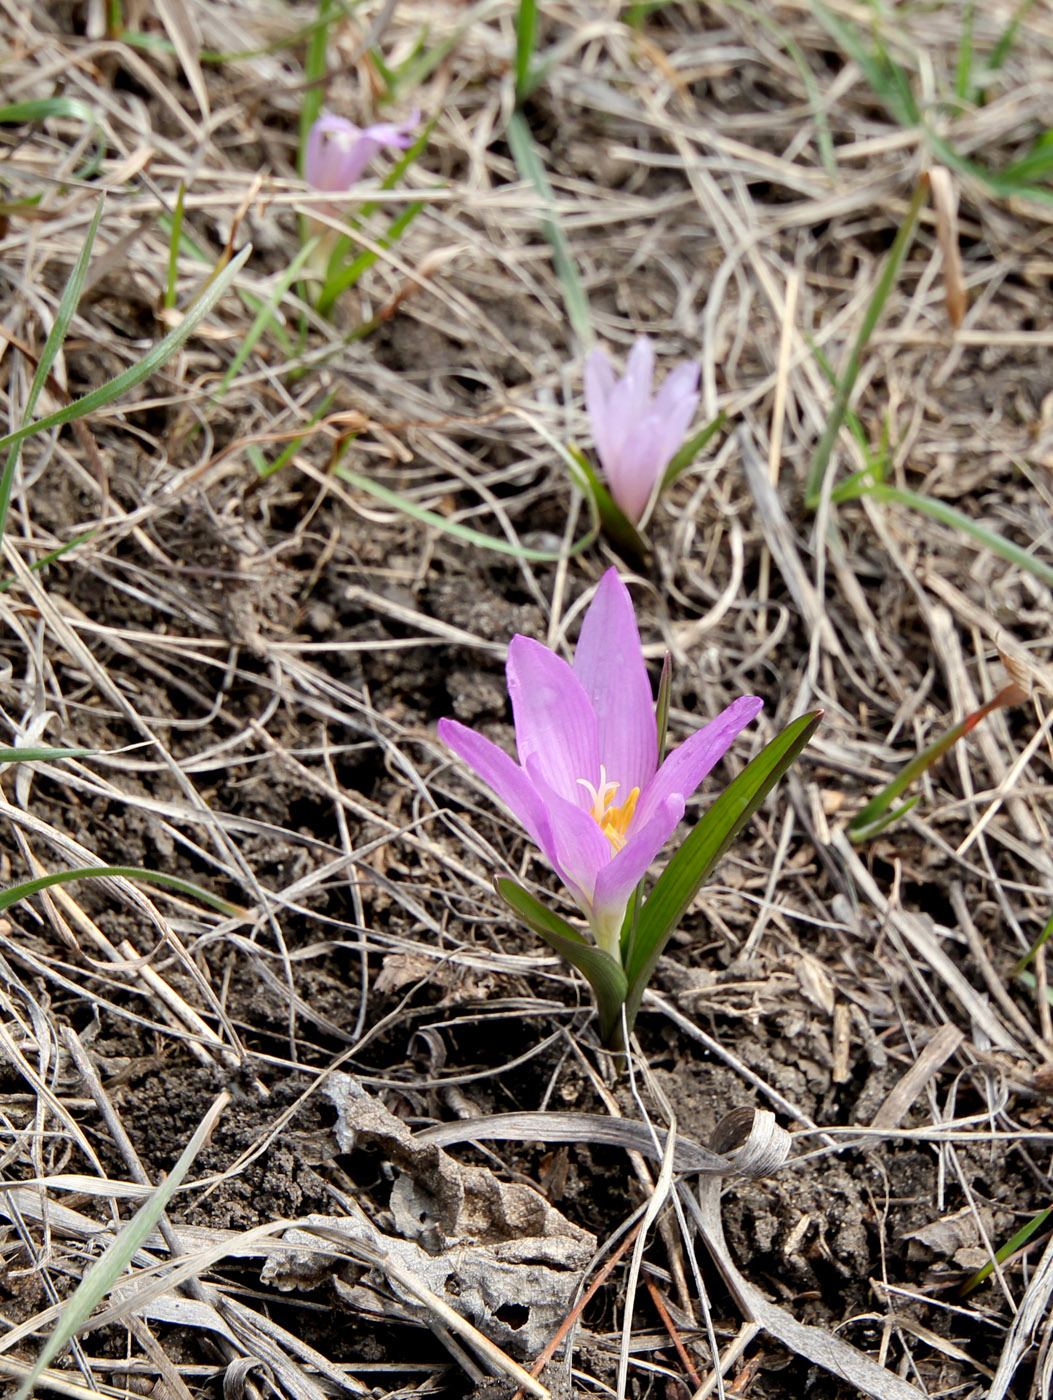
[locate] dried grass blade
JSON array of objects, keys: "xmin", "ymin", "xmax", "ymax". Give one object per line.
[
  {"xmin": 13, "ymin": 1092, "xmax": 231, "ymax": 1400},
  {"xmin": 804, "ymin": 178, "xmax": 927, "ymax": 508},
  {"xmin": 0, "ymin": 197, "xmax": 105, "ymax": 540},
  {"xmin": 0, "ymin": 244, "xmax": 252, "ymax": 456}
]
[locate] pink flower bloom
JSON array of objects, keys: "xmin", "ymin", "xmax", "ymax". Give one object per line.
[
  {"xmin": 584, "ymin": 337, "xmax": 701, "ymax": 524},
  {"xmin": 439, "ymin": 569, "xmax": 762, "ymax": 955},
  {"xmin": 304, "ymin": 111, "xmax": 420, "ymax": 192}
]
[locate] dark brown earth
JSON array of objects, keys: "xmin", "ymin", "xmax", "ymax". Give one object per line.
[{"xmin": 2, "ymin": 3, "xmax": 1053, "ymax": 1398}]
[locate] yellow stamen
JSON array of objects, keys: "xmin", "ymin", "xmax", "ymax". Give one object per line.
[{"xmin": 577, "ymin": 765, "xmax": 641, "ymax": 853}]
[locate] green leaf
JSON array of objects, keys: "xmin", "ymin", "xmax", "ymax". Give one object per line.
[
  {"xmin": 215, "ymin": 236, "xmax": 318, "ymax": 397},
  {"xmin": 1013, "ymin": 906, "xmax": 1053, "ymax": 977},
  {"xmin": 0, "ymin": 746, "xmax": 95, "ymax": 763},
  {"xmin": 960, "ymin": 1206, "xmax": 1052, "ymax": 1297},
  {"xmin": 13, "ymin": 1091, "xmax": 230, "ymax": 1400},
  {"xmin": 848, "ymin": 794, "xmax": 920, "ymax": 844},
  {"xmin": 495, "ymin": 877, "xmax": 628, "ymax": 1041},
  {"xmin": 851, "ymin": 482, "xmax": 1053, "ymax": 588},
  {"xmin": 316, "ymin": 199, "xmax": 426, "ymax": 318},
  {"xmin": 0, "ymin": 197, "xmax": 105, "ymax": 542},
  {"xmin": 515, "ymin": 0, "xmax": 538, "ymax": 103},
  {"xmin": 660, "ymin": 411, "xmax": 726, "ymax": 490},
  {"xmin": 164, "ymin": 181, "xmax": 186, "ymax": 311},
  {"xmin": 999, "ymin": 128, "xmax": 1053, "ymax": 186},
  {"xmin": 333, "ymin": 463, "xmax": 594, "ymax": 561},
  {"xmin": 299, "ymin": 0, "xmax": 339, "ymax": 166},
  {"xmin": 0, "ymin": 245, "xmax": 252, "ymax": 458},
  {"xmin": 804, "ymin": 177, "xmax": 927, "ymax": 509},
  {"xmin": 623, "ymin": 710, "xmax": 822, "ymax": 1034},
  {"xmin": 506, "ymin": 111, "xmax": 592, "ymax": 348},
  {"xmin": 0, "ymin": 865, "xmax": 242, "ymax": 917}
]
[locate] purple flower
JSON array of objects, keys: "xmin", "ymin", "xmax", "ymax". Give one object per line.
[
  {"xmin": 439, "ymin": 569, "xmax": 762, "ymax": 955},
  {"xmin": 584, "ymin": 337, "xmax": 701, "ymax": 524},
  {"xmin": 304, "ymin": 111, "xmax": 420, "ymax": 192}
]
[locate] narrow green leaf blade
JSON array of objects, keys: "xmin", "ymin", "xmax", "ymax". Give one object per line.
[
  {"xmin": 14, "ymin": 1092, "xmax": 230, "ymax": 1400},
  {"xmin": 623, "ymin": 711, "xmax": 822, "ymax": 1029},
  {"xmin": 334, "ymin": 463, "xmax": 595, "ymax": 561},
  {"xmin": 0, "ymin": 197, "xmax": 105, "ymax": 541},
  {"xmin": 960, "ymin": 1206, "xmax": 1052, "ymax": 1297},
  {"xmin": 0, "ymin": 244, "xmax": 252, "ymax": 456},
  {"xmin": 848, "ymin": 794, "xmax": 920, "ymax": 844},
  {"xmin": 514, "ymin": 0, "xmax": 538, "ymax": 102},
  {"xmin": 495, "ymin": 876, "xmax": 627, "ymax": 1039},
  {"xmin": 660, "ymin": 411, "xmax": 726, "ymax": 490},
  {"xmin": 0, "ymin": 746, "xmax": 95, "ymax": 763},
  {"xmin": 0, "ymin": 864, "xmax": 242, "ymax": 917},
  {"xmin": 506, "ymin": 111, "xmax": 592, "ymax": 347}
]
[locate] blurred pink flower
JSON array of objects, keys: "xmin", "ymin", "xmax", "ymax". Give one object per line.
[
  {"xmin": 584, "ymin": 336, "xmax": 700, "ymax": 524},
  {"xmin": 305, "ymin": 111, "xmax": 419, "ymax": 192},
  {"xmin": 439, "ymin": 568, "xmax": 761, "ymax": 954}
]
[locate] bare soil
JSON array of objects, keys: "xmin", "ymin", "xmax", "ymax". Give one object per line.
[{"xmin": 1, "ymin": 3, "xmax": 1053, "ymax": 1399}]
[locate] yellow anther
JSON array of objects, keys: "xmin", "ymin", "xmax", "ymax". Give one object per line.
[{"xmin": 577, "ymin": 765, "xmax": 640, "ymax": 852}]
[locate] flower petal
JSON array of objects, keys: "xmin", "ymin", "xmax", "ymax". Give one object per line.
[
  {"xmin": 526, "ymin": 759, "xmax": 612, "ymax": 910},
  {"xmin": 361, "ymin": 110, "xmax": 420, "ymax": 148},
  {"xmin": 584, "ymin": 347, "xmax": 618, "ymax": 475},
  {"xmin": 437, "ymin": 718, "xmax": 553, "ymax": 853},
  {"xmin": 305, "ymin": 111, "xmax": 419, "ymax": 191},
  {"xmin": 591, "ymin": 793, "xmax": 686, "ymax": 942},
  {"xmin": 605, "ymin": 422, "xmax": 664, "ymax": 521},
  {"xmin": 635, "ymin": 696, "xmax": 763, "ymax": 828},
  {"xmin": 622, "ymin": 337, "xmax": 655, "ymax": 416},
  {"xmin": 573, "ymin": 569, "xmax": 657, "ymax": 794},
  {"xmin": 507, "ymin": 635, "xmax": 599, "ymax": 807},
  {"xmin": 653, "ymin": 360, "xmax": 700, "ymax": 420}
]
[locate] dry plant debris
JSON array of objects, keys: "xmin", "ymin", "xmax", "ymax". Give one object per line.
[{"xmin": 1, "ymin": 2, "xmax": 1053, "ymax": 1399}]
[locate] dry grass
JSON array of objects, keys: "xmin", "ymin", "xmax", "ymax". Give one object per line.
[{"xmin": 1, "ymin": 1, "xmax": 1053, "ymax": 1397}]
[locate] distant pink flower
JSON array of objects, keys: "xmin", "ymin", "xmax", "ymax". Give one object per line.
[
  {"xmin": 584, "ymin": 337, "xmax": 700, "ymax": 524},
  {"xmin": 305, "ymin": 111, "xmax": 419, "ymax": 192},
  {"xmin": 439, "ymin": 569, "xmax": 761, "ymax": 955}
]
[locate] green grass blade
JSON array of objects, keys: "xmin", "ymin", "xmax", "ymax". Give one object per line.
[
  {"xmin": 316, "ymin": 199, "xmax": 425, "ymax": 318},
  {"xmin": 0, "ymin": 197, "xmax": 105, "ymax": 543},
  {"xmin": 960, "ymin": 1206, "xmax": 1052, "ymax": 1297},
  {"xmin": 0, "ymin": 97, "xmax": 99, "ymax": 126},
  {"xmin": 515, "ymin": 0, "xmax": 538, "ymax": 102},
  {"xmin": 256, "ymin": 390, "xmax": 336, "ymax": 479},
  {"xmin": 849, "ymin": 675, "xmax": 1025, "ymax": 842},
  {"xmin": 863, "ymin": 483, "xmax": 1053, "ymax": 588},
  {"xmin": 954, "ymin": 0, "xmax": 975, "ymax": 101},
  {"xmin": 300, "ymin": 0, "xmax": 340, "ymax": 168},
  {"xmin": 1014, "ymin": 908, "xmax": 1053, "ymax": 977},
  {"xmin": 0, "ymin": 244, "xmax": 251, "ymax": 457},
  {"xmin": 848, "ymin": 795, "xmax": 920, "ymax": 844},
  {"xmin": 164, "ymin": 181, "xmax": 186, "ymax": 310},
  {"xmin": 0, "ymin": 746, "xmax": 95, "ymax": 763},
  {"xmin": 506, "ymin": 110, "xmax": 592, "ymax": 348},
  {"xmin": 216, "ymin": 238, "xmax": 317, "ymax": 397},
  {"xmin": 1000, "ymin": 130, "xmax": 1053, "ymax": 186},
  {"xmin": 989, "ymin": 0, "xmax": 1037, "ymax": 74},
  {"xmin": 495, "ymin": 877, "xmax": 628, "ymax": 1041},
  {"xmin": 804, "ymin": 179, "xmax": 927, "ymax": 509},
  {"xmin": 13, "ymin": 1092, "xmax": 231, "ymax": 1400},
  {"xmin": 333, "ymin": 463, "xmax": 595, "ymax": 561},
  {"xmin": 0, "ymin": 865, "xmax": 242, "ymax": 918},
  {"xmin": 0, "ymin": 529, "xmax": 97, "ymax": 593},
  {"xmin": 808, "ymin": 0, "xmax": 918, "ymax": 127},
  {"xmin": 623, "ymin": 711, "xmax": 822, "ymax": 1034}
]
